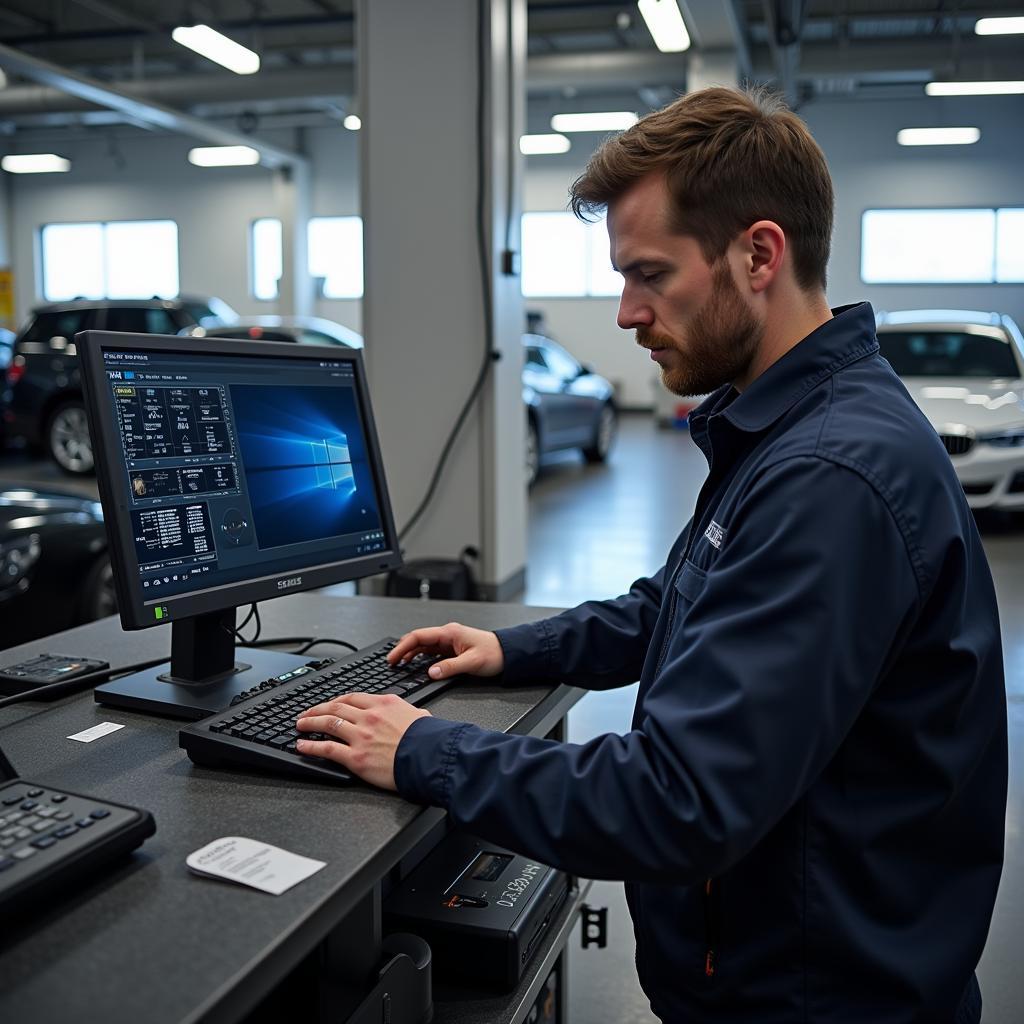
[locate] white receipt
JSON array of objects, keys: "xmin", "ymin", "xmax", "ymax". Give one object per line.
[
  {"xmin": 186, "ymin": 836, "xmax": 326, "ymax": 895},
  {"xmin": 67, "ymin": 722, "xmax": 125, "ymax": 743}
]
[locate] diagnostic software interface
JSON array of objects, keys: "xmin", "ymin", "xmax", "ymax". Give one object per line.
[{"xmin": 99, "ymin": 347, "xmax": 389, "ymax": 602}]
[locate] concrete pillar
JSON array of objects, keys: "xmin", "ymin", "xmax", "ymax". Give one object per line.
[
  {"xmin": 358, "ymin": 0, "xmax": 527, "ymax": 599},
  {"xmin": 273, "ymin": 157, "xmax": 314, "ymax": 318}
]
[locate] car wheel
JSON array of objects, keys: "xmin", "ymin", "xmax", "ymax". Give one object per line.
[
  {"xmin": 79, "ymin": 557, "xmax": 117, "ymax": 622},
  {"xmin": 47, "ymin": 400, "xmax": 94, "ymax": 475},
  {"xmin": 526, "ymin": 417, "xmax": 540, "ymax": 487},
  {"xmin": 583, "ymin": 403, "xmax": 617, "ymax": 463}
]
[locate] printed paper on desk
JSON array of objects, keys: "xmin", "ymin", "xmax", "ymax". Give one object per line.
[{"xmin": 186, "ymin": 836, "xmax": 326, "ymax": 895}]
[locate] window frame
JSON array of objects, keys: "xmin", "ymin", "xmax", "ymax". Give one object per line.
[
  {"xmin": 860, "ymin": 207, "xmax": 1024, "ymax": 285},
  {"xmin": 38, "ymin": 218, "xmax": 180, "ymax": 302}
]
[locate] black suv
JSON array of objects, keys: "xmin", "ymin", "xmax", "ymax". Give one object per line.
[{"xmin": 1, "ymin": 297, "xmax": 236, "ymax": 474}]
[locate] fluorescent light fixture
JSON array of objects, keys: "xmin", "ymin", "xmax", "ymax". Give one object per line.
[
  {"xmin": 637, "ymin": 0, "xmax": 691, "ymax": 53},
  {"xmin": 172, "ymin": 24, "xmax": 260, "ymax": 75},
  {"xmin": 1, "ymin": 153, "xmax": 71, "ymax": 173},
  {"xmin": 187, "ymin": 145, "xmax": 260, "ymax": 167},
  {"xmin": 926, "ymin": 80, "xmax": 1024, "ymax": 96},
  {"xmin": 896, "ymin": 127, "xmax": 980, "ymax": 146},
  {"xmin": 975, "ymin": 16, "xmax": 1024, "ymax": 35},
  {"xmin": 550, "ymin": 111, "xmax": 638, "ymax": 133},
  {"xmin": 519, "ymin": 133, "xmax": 571, "ymax": 155},
  {"xmin": 343, "ymin": 115, "xmax": 361, "ymax": 131}
]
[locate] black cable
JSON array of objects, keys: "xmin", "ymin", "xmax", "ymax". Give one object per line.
[
  {"xmin": 398, "ymin": 0, "xmax": 495, "ymax": 543},
  {"xmin": 293, "ymin": 638, "xmax": 359, "ymax": 656}
]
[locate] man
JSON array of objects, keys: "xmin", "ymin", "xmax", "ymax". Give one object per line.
[{"xmin": 295, "ymin": 87, "xmax": 1007, "ymax": 1023}]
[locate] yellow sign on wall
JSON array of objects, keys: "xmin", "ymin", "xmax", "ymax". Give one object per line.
[{"xmin": 0, "ymin": 269, "xmax": 13, "ymax": 330}]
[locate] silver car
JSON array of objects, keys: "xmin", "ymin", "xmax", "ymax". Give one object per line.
[{"xmin": 876, "ymin": 309, "xmax": 1024, "ymax": 509}]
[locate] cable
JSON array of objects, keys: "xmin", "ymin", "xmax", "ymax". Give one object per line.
[{"xmin": 398, "ymin": 0, "xmax": 495, "ymax": 542}]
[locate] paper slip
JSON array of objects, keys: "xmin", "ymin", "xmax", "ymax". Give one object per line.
[
  {"xmin": 67, "ymin": 722, "xmax": 125, "ymax": 743},
  {"xmin": 186, "ymin": 836, "xmax": 326, "ymax": 896}
]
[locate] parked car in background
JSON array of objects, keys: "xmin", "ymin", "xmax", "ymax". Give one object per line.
[
  {"xmin": 876, "ymin": 309, "xmax": 1024, "ymax": 509},
  {"xmin": 1, "ymin": 296, "xmax": 238, "ymax": 475},
  {"xmin": 0, "ymin": 488, "xmax": 114, "ymax": 650},
  {"xmin": 523, "ymin": 333, "xmax": 617, "ymax": 486},
  {"xmin": 182, "ymin": 314, "xmax": 363, "ymax": 348},
  {"xmin": 0, "ymin": 327, "xmax": 16, "ymax": 449}
]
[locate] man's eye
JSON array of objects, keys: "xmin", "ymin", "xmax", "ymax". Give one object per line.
[{"xmin": 642, "ymin": 272, "xmax": 663, "ymax": 284}]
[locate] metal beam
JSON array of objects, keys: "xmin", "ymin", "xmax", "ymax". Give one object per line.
[{"xmin": 0, "ymin": 42, "xmax": 306, "ymax": 168}]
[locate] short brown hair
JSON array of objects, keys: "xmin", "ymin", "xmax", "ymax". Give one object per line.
[{"xmin": 570, "ymin": 86, "xmax": 834, "ymax": 291}]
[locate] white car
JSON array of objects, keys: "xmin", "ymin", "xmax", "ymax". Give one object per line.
[{"xmin": 876, "ymin": 309, "xmax": 1024, "ymax": 509}]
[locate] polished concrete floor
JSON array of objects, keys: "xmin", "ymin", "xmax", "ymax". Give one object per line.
[
  {"xmin": 2, "ymin": 417, "xmax": 1021, "ymax": 1021},
  {"xmin": 524, "ymin": 414, "xmax": 1024, "ymax": 1024}
]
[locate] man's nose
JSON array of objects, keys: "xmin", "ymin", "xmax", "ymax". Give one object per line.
[{"xmin": 617, "ymin": 286, "xmax": 654, "ymax": 331}]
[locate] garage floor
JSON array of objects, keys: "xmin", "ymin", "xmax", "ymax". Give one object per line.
[{"xmin": 526, "ymin": 413, "xmax": 1024, "ymax": 1024}]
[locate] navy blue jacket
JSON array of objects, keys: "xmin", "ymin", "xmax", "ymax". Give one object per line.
[{"xmin": 395, "ymin": 303, "xmax": 1007, "ymax": 1023}]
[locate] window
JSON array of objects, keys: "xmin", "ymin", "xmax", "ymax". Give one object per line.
[
  {"xmin": 861, "ymin": 208, "xmax": 1024, "ymax": 284},
  {"xmin": 251, "ymin": 218, "xmax": 282, "ymax": 301},
  {"xmin": 521, "ymin": 212, "xmax": 623, "ymax": 298},
  {"xmin": 40, "ymin": 220, "xmax": 179, "ymax": 301},
  {"xmin": 309, "ymin": 217, "xmax": 363, "ymax": 299}
]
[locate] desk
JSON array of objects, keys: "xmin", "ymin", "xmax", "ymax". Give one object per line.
[{"xmin": 0, "ymin": 594, "xmax": 585, "ymax": 1024}]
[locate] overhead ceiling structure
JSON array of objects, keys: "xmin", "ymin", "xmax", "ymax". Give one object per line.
[{"xmin": 0, "ymin": 0, "xmax": 1019, "ymax": 144}]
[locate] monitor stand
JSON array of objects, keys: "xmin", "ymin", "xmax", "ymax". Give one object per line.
[{"xmin": 94, "ymin": 608, "xmax": 311, "ymax": 720}]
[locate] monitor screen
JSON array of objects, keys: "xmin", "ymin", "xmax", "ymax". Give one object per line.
[{"xmin": 78, "ymin": 332, "xmax": 401, "ymax": 630}]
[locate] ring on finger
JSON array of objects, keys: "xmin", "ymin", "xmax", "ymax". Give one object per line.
[{"xmin": 334, "ymin": 715, "xmax": 345, "ymax": 731}]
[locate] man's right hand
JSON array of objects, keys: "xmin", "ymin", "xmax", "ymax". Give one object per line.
[{"xmin": 387, "ymin": 622, "xmax": 505, "ymax": 681}]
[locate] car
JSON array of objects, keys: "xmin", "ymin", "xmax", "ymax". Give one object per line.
[
  {"xmin": 0, "ymin": 327, "xmax": 15, "ymax": 449},
  {"xmin": 0, "ymin": 487, "xmax": 115, "ymax": 650},
  {"xmin": 1, "ymin": 296, "xmax": 238, "ymax": 475},
  {"xmin": 876, "ymin": 309, "xmax": 1024, "ymax": 509},
  {"xmin": 181, "ymin": 314, "xmax": 363, "ymax": 348},
  {"xmin": 522, "ymin": 333, "xmax": 617, "ymax": 485}
]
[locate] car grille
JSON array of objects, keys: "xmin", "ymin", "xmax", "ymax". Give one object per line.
[{"xmin": 939, "ymin": 433, "xmax": 974, "ymax": 457}]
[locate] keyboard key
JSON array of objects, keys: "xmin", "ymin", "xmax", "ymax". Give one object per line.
[
  {"xmin": 55, "ymin": 811, "xmax": 74, "ymax": 821},
  {"xmin": 27, "ymin": 788, "xmax": 43, "ymax": 798},
  {"xmin": 90, "ymin": 809, "xmax": 111, "ymax": 820},
  {"xmin": 54, "ymin": 825, "xmax": 77, "ymax": 839},
  {"xmin": 30, "ymin": 822, "xmax": 52, "ymax": 833},
  {"xmin": 13, "ymin": 847, "xmax": 37, "ymax": 860},
  {"xmin": 2, "ymin": 794, "xmax": 23, "ymax": 806},
  {"xmin": 19, "ymin": 800, "xmax": 38, "ymax": 811},
  {"xmin": 14, "ymin": 827, "xmax": 33, "ymax": 838},
  {"xmin": 76, "ymin": 818, "xmax": 95, "ymax": 828},
  {"xmin": 0, "ymin": 856, "xmax": 14, "ymax": 871},
  {"xmin": 19, "ymin": 814, "xmax": 40, "ymax": 827},
  {"xmin": 32, "ymin": 836, "xmax": 57, "ymax": 849},
  {"xmin": 37, "ymin": 807, "xmax": 57, "ymax": 818},
  {"xmin": 0, "ymin": 837, "xmax": 14, "ymax": 849},
  {"xmin": 50, "ymin": 794, "xmax": 67, "ymax": 804}
]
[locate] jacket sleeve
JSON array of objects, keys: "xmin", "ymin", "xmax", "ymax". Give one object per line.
[
  {"xmin": 492, "ymin": 522, "xmax": 691, "ymax": 691},
  {"xmin": 394, "ymin": 457, "xmax": 921, "ymax": 882}
]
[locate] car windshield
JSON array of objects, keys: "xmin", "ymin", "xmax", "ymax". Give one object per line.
[{"xmin": 878, "ymin": 330, "xmax": 1020, "ymax": 378}]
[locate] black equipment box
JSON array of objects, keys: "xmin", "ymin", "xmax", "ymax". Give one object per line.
[{"xmin": 384, "ymin": 832, "xmax": 568, "ymax": 989}]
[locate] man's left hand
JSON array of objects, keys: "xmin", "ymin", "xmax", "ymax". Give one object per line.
[{"xmin": 295, "ymin": 693, "xmax": 431, "ymax": 791}]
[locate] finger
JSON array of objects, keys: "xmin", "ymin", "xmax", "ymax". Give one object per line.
[
  {"xmin": 388, "ymin": 628, "xmax": 448, "ymax": 664},
  {"xmin": 333, "ymin": 691, "xmax": 397, "ymax": 711},
  {"xmin": 426, "ymin": 650, "xmax": 483, "ymax": 680},
  {"xmin": 297, "ymin": 697, "xmax": 360, "ymax": 720},
  {"xmin": 296, "ymin": 713, "xmax": 351, "ymax": 738},
  {"xmin": 295, "ymin": 738, "xmax": 353, "ymax": 767}
]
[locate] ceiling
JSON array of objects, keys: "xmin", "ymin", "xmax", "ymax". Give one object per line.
[{"xmin": 0, "ymin": 1, "xmax": 1020, "ymax": 139}]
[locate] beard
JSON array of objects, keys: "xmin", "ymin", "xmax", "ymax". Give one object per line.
[{"xmin": 638, "ymin": 259, "xmax": 764, "ymax": 397}]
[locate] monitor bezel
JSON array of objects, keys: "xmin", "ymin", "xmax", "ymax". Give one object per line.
[{"xmin": 77, "ymin": 330, "xmax": 403, "ymax": 631}]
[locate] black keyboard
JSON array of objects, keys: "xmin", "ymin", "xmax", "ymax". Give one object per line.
[
  {"xmin": 0, "ymin": 779, "xmax": 155, "ymax": 915},
  {"xmin": 179, "ymin": 637, "xmax": 454, "ymax": 783}
]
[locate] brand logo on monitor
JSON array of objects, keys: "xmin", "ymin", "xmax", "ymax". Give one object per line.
[{"xmin": 277, "ymin": 576, "xmax": 303, "ymax": 590}]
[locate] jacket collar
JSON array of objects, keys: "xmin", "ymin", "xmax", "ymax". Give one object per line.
[{"xmin": 689, "ymin": 301, "xmax": 878, "ymax": 439}]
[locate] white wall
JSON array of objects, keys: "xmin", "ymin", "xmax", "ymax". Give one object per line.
[{"xmin": 6, "ymin": 92, "xmax": 1023, "ymax": 408}]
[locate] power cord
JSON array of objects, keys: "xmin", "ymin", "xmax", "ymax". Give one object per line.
[{"xmin": 398, "ymin": 0, "xmax": 496, "ymax": 542}]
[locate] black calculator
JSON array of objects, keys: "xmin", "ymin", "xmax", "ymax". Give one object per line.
[{"xmin": 0, "ymin": 774, "xmax": 155, "ymax": 915}]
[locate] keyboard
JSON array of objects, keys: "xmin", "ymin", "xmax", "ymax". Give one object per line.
[
  {"xmin": 0, "ymin": 779, "xmax": 155, "ymax": 915},
  {"xmin": 179, "ymin": 637, "xmax": 454, "ymax": 783}
]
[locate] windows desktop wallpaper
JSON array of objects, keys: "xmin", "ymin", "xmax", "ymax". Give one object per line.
[{"xmin": 230, "ymin": 384, "xmax": 384, "ymax": 550}]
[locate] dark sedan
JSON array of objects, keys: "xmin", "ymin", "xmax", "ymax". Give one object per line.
[
  {"xmin": 0, "ymin": 488, "xmax": 114, "ymax": 650},
  {"xmin": 523, "ymin": 333, "xmax": 617, "ymax": 485}
]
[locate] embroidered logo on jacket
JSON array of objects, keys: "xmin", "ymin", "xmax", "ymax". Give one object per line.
[{"xmin": 704, "ymin": 521, "xmax": 725, "ymax": 550}]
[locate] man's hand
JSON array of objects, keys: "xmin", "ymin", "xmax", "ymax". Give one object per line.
[
  {"xmin": 387, "ymin": 622, "xmax": 505, "ymax": 681},
  {"xmin": 295, "ymin": 693, "xmax": 431, "ymax": 791}
]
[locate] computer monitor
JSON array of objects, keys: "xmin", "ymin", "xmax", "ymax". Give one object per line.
[{"xmin": 76, "ymin": 331, "xmax": 402, "ymax": 718}]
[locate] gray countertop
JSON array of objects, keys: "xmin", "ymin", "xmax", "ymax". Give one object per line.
[{"xmin": 0, "ymin": 594, "xmax": 578, "ymax": 1024}]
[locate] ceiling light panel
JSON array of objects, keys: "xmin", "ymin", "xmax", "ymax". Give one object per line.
[
  {"xmin": 187, "ymin": 146, "xmax": 260, "ymax": 167},
  {"xmin": 1, "ymin": 154, "xmax": 71, "ymax": 173},
  {"xmin": 172, "ymin": 25, "xmax": 260, "ymax": 75},
  {"xmin": 550, "ymin": 112, "xmax": 638, "ymax": 133},
  {"xmin": 637, "ymin": 0, "xmax": 691, "ymax": 53},
  {"xmin": 896, "ymin": 127, "xmax": 981, "ymax": 146},
  {"xmin": 519, "ymin": 134, "xmax": 571, "ymax": 155},
  {"xmin": 926, "ymin": 81, "xmax": 1024, "ymax": 96}
]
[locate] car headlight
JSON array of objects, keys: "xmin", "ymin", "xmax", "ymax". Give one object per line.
[
  {"xmin": 0, "ymin": 533, "xmax": 42, "ymax": 599},
  {"xmin": 977, "ymin": 428, "xmax": 1024, "ymax": 448}
]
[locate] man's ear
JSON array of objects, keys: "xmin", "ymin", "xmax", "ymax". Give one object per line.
[{"xmin": 742, "ymin": 220, "xmax": 786, "ymax": 294}]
